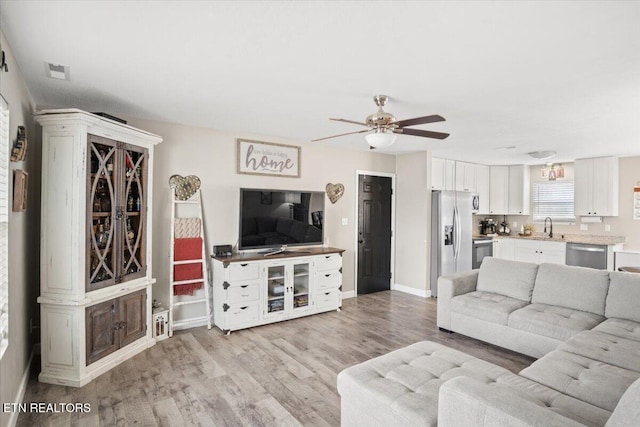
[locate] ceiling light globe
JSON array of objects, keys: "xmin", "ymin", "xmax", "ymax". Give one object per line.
[{"xmin": 365, "ymin": 131, "xmax": 396, "ymax": 148}]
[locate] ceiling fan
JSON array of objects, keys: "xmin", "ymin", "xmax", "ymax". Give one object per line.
[{"xmin": 312, "ymin": 95, "xmax": 449, "ymax": 149}]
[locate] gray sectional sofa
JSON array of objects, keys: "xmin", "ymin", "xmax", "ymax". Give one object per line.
[{"xmin": 337, "ymin": 257, "xmax": 640, "ymax": 426}]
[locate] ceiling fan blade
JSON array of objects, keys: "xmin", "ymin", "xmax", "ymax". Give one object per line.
[
  {"xmin": 312, "ymin": 129, "xmax": 371, "ymax": 142},
  {"xmin": 394, "ymin": 114, "xmax": 445, "ymax": 128},
  {"xmin": 330, "ymin": 118, "xmax": 369, "ymax": 127},
  {"xmin": 394, "ymin": 128, "xmax": 450, "ymax": 140}
]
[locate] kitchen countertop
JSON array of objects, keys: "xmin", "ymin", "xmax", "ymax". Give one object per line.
[{"xmin": 484, "ymin": 233, "xmax": 626, "ymax": 246}]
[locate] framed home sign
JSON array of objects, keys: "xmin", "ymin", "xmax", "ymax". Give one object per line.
[
  {"xmin": 13, "ymin": 169, "xmax": 28, "ymax": 212},
  {"xmin": 237, "ymin": 139, "xmax": 300, "ymax": 178}
]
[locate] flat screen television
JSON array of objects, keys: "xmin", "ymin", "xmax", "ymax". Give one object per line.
[{"xmin": 239, "ymin": 188, "xmax": 325, "ymax": 251}]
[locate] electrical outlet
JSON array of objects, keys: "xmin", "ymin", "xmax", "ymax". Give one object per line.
[
  {"xmin": 605, "ymin": 224, "xmax": 611, "ymax": 232},
  {"xmin": 580, "ymin": 223, "xmax": 588, "ymax": 231},
  {"xmin": 341, "ymin": 217, "xmax": 348, "ymax": 226}
]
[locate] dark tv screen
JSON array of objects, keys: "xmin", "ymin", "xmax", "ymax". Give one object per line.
[{"xmin": 239, "ymin": 188, "xmax": 325, "ymax": 250}]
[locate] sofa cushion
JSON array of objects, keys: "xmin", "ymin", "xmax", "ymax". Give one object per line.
[
  {"xmin": 605, "ymin": 271, "xmax": 640, "ymax": 323},
  {"xmin": 520, "ymin": 349, "xmax": 640, "ymax": 412},
  {"xmin": 532, "ymin": 263, "xmax": 610, "ymax": 315},
  {"xmin": 451, "ymin": 291, "xmax": 528, "ymax": 325},
  {"xmin": 508, "ymin": 303, "xmax": 605, "ymax": 342},
  {"xmin": 476, "ymin": 257, "xmax": 539, "ymax": 302},
  {"xmin": 605, "ymin": 377, "xmax": 640, "ymax": 427},
  {"xmin": 558, "ymin": 330, "xmax": 640, "ymax": 373},
  {"xmin": 593, "ymin": 318, "xmax": 640, "ymax": 342}
]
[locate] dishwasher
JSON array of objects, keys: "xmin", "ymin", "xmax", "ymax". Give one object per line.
[{"xmin": 566, "ymin": 243, "xmax": 607, "ymax": 270}]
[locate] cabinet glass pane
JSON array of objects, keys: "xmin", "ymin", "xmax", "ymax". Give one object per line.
[
  {"xmin": 122, "ymin": 148, "xmax": 146, "ymax": 279},
  {"xmin": 293, "ymin": 263, "xmax": 309, "ymax": 309},
  {"xmin": 267, "ymin": 265, "xmax": 285, "ymax": 313},
  {"xmin": 88, "ymin": 141, "xmax": 117, "ymax": 287}
]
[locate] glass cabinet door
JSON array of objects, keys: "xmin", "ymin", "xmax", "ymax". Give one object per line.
[
  {"xmin": 266, "ymin": 265, "xmax": 285, "ymax": 316},
  {"xmin": 87, "ymin": 136, "xmax": 118, "ymax": 290},
  {"xmin": 120, "ymin": 144, "xmax": 147, "ymax": 282},
  {"xmin": 292, "ymin": 262, "xmax": 310, "ymax": 311},
  {"xmin": 87, "ymin": 136, "xmax": 148, "ymax": 292}
]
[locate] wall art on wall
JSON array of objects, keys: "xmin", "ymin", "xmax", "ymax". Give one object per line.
[
  {"xmin": 634, "ymin": 184, "xmax": 640, "ymax": 221},
  {"xmin": 13, "ymin": 169, "xmax": 28, "ymax": 212},
  {"xmin": 237, "ymin": 139, "xmax": 300, "ymax": 178},
  {"xmin": 326, "ymin": 183, "xmax": 345, "ymax": 204}
]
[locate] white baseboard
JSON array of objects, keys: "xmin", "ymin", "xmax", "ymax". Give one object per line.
[
  {"xmin": 342, "ymin": 290, "xmax": 355, "ymax": 299},
  {"xmin": 8, "ymin": 348, "xmax": 35, "ymax": 427},
  {"xmin": 392, "ymin": 283, "xmax": 431, "ymax": 298}
]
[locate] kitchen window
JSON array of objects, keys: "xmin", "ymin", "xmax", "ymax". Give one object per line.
[
  {"xmin": 0, "ymin": 96, "xmax": 8, "ymax": 359},
  {"xmin": 532, "ymin": 181, "xmax": 575, "ymax": 222}
]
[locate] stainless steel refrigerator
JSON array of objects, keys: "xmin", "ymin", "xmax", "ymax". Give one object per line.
[{"xmin": 430, "ymin": 191, "xmax": 473, "ymax": 297}]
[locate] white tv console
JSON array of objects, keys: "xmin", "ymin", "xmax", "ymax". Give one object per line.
[{"xmin": 211, "ymin": 247, "xmax": 344, "ymax": 334}]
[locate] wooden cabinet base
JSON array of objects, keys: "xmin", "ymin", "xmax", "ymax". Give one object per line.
[{"xmin": 38, "ymin": 336, "xmax": 155, "ymax": 387}]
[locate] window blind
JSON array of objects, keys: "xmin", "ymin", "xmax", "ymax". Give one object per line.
[
  {"xmin": 532, "ymin": 180, "xmax": 575, "ymax": 222},
  {"xmin": 0, "ymin": 95, "xmax": 9, "ymax": 359}
]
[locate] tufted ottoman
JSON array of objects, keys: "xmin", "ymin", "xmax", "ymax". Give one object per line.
[
  {"xmin": 337, "ymin": 341, "xmax": 613, "ymax": 427},
  {"xmin": 336, "ymin": 341, "xmax": 517, "ymax": 426}
]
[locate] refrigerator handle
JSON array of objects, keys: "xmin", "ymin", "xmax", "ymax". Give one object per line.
[{"xmin": 453, "ymin": 206, "xmax": 460, "ymax": 260}]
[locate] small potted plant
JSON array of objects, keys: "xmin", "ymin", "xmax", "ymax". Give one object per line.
[{"xmin": 523, "ymin": 223, "xmax": 535, "ymax": 236}]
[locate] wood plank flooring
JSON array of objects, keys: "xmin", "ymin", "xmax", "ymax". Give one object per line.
[{"xmin": 17, "ymin": 291, "xmax": 534, "ymax": 426}]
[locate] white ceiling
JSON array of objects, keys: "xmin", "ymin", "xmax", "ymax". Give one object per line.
[{"xmin": 2, "ymin": 1, "xmax": 639, "ymax": 164}]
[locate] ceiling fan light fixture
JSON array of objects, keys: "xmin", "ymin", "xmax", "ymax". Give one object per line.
[
  {"xmin": 528, "ymin": 150, "xmax": 557, "ymax": 160},
  {"xmin": 365, "ymin": 129, "xmax": 396, "ymax": 148}
]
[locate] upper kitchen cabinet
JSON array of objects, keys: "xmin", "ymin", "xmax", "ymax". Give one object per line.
[
  {"xmin": 574, "ymin": 157, "xmax": 619, "ymax": 217},
  {"xmin": 475, "ymin": 164, "xmax": 490, "ymax": 214},
  {"xmin": 489, "ymin": 166, "xmax": 509, "ymax": 214},
  {"xmin": 432, "ymin": 157, "xmax": 455, "ymax": 191},
  {"xmin": 455, "ymin": 161, "xmax": 477, "ymax": 192},
  {"xmin": 508, "ymin": 165, "xmax": 530, "ymax": 215},
  {"xmin": 488, "ymin": 165, "xmax": 530, "ymax": 215}
]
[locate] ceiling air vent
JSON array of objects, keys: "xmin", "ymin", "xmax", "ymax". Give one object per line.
[{"xmin": 45, "ymin": 62, "xmax": 70, "ymax": 80}]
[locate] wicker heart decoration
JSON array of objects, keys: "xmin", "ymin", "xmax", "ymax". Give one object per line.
[
  {"xmin": 169, "ymin": 174, "xmax": 201, "ymax": 200},
  {"xmin": 326, "ymin": 183, "xmax": 345, "ymax": 204}
]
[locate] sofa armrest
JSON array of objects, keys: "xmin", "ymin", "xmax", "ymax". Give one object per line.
[
  {"xmin": 438, "ymin": 377, "xmax": 586, "ymax": 427},
  {"xmin": 436, "ymin": 270, "xmax": 479, "ymax": 330}
]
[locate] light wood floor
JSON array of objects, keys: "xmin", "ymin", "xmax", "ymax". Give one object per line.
[{"xmin": 18, "ymin": 291, "xmax": 534, "ymax": 426}]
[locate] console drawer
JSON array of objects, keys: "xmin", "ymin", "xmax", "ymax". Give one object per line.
[
  {"xmin": 228, "ymin": 262, "xmax": 260, "ymax": 282},
  {"xmin": 318, "ymin": 271, "xmax": 341, "ymax": 289},
  {"xmin": 227, "ymin": 304, "xmax": 259, "ymax": 327},
  {"xmin": 228, "ymin": 283, "xmax": 259, "ymax": 304},
  {"xmin": 317, "ymin": 289, "xmax": 341, "ymax": 309},
  {"xmin": 316, "ymin": 254, "xmax": 342, "ymax": 272}
]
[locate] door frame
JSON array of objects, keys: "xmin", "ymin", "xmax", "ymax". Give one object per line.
[{"xmin": 353, "ymin": 170, "xmax": 396, "ymax": 297}]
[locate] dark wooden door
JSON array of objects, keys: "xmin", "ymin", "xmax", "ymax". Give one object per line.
[
  {"xmin": 86, "ymin": 299, "xmax": 118, "ymax": 365},
  {"xmin": 119, "ymin": 289, "xmax": 146, "ymax": 347},
  {"xmin": 357, "ymin": 175, "xmax": 392, "ymax": 294}
]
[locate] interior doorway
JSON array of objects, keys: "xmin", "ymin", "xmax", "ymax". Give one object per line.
[{"xmin": 355, "ymin": 171, "xmax": 395, "ymax": 295}]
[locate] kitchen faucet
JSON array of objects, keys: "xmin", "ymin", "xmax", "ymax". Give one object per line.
[{"xmin": 544, "ymin": 217, "xmax": 553, "ymax": 238}]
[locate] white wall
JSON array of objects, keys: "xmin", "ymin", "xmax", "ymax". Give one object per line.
[
  {"xmin": 0, "ymin": 30, "xmax": 41, "ymax": 427},
  {"xmin": 394, "ymin": 152, "xmax": 430, "ymax": 296},
  {"xmin": 124, "ymin": 117, "xmax": 396, "ymax": 306}
]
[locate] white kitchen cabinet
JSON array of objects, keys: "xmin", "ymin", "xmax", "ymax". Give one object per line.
[
  {"xmin": 475, "ymin": 165, "xmax": 490, "ymax": 214},
  {"xmin": 493, "ymin": 238, "xmax": 515, "ymax": 261},
  {"xmin": 508, "ymin": 165, "xmax": 530, "ymax": 215},
  {"xmin": 455, "ymin": 161, "xmax": 477, "ymax": 192},
  {"xmin": 36, "ymin": 109, "xmax": 161, "ymax": 387},
  {"xmin": 574, "ymin": 157, "xmax": 619, "ymax": 217},
  {"xmin": 488, "ymin": 165, "xmax": 529, "ymax": 215},
  {"xmin": 489, "ymin": 166, "xmax": 509, "ymax": 215},
  {"xmin": 513, "ymin": 239, "xmax": 566, "ymax": 264},
  {"xmin": 432, "ymin": 157, "xmax": 456, "ymax": 191},
  {"xmin": 212, "ymin": 249, "xmax": 343, "ymax": 334}
]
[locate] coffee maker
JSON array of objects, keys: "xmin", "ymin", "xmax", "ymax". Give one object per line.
[{"xmin": 479, "ymin": 219, "xmax": 496, "ymax": 235}]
